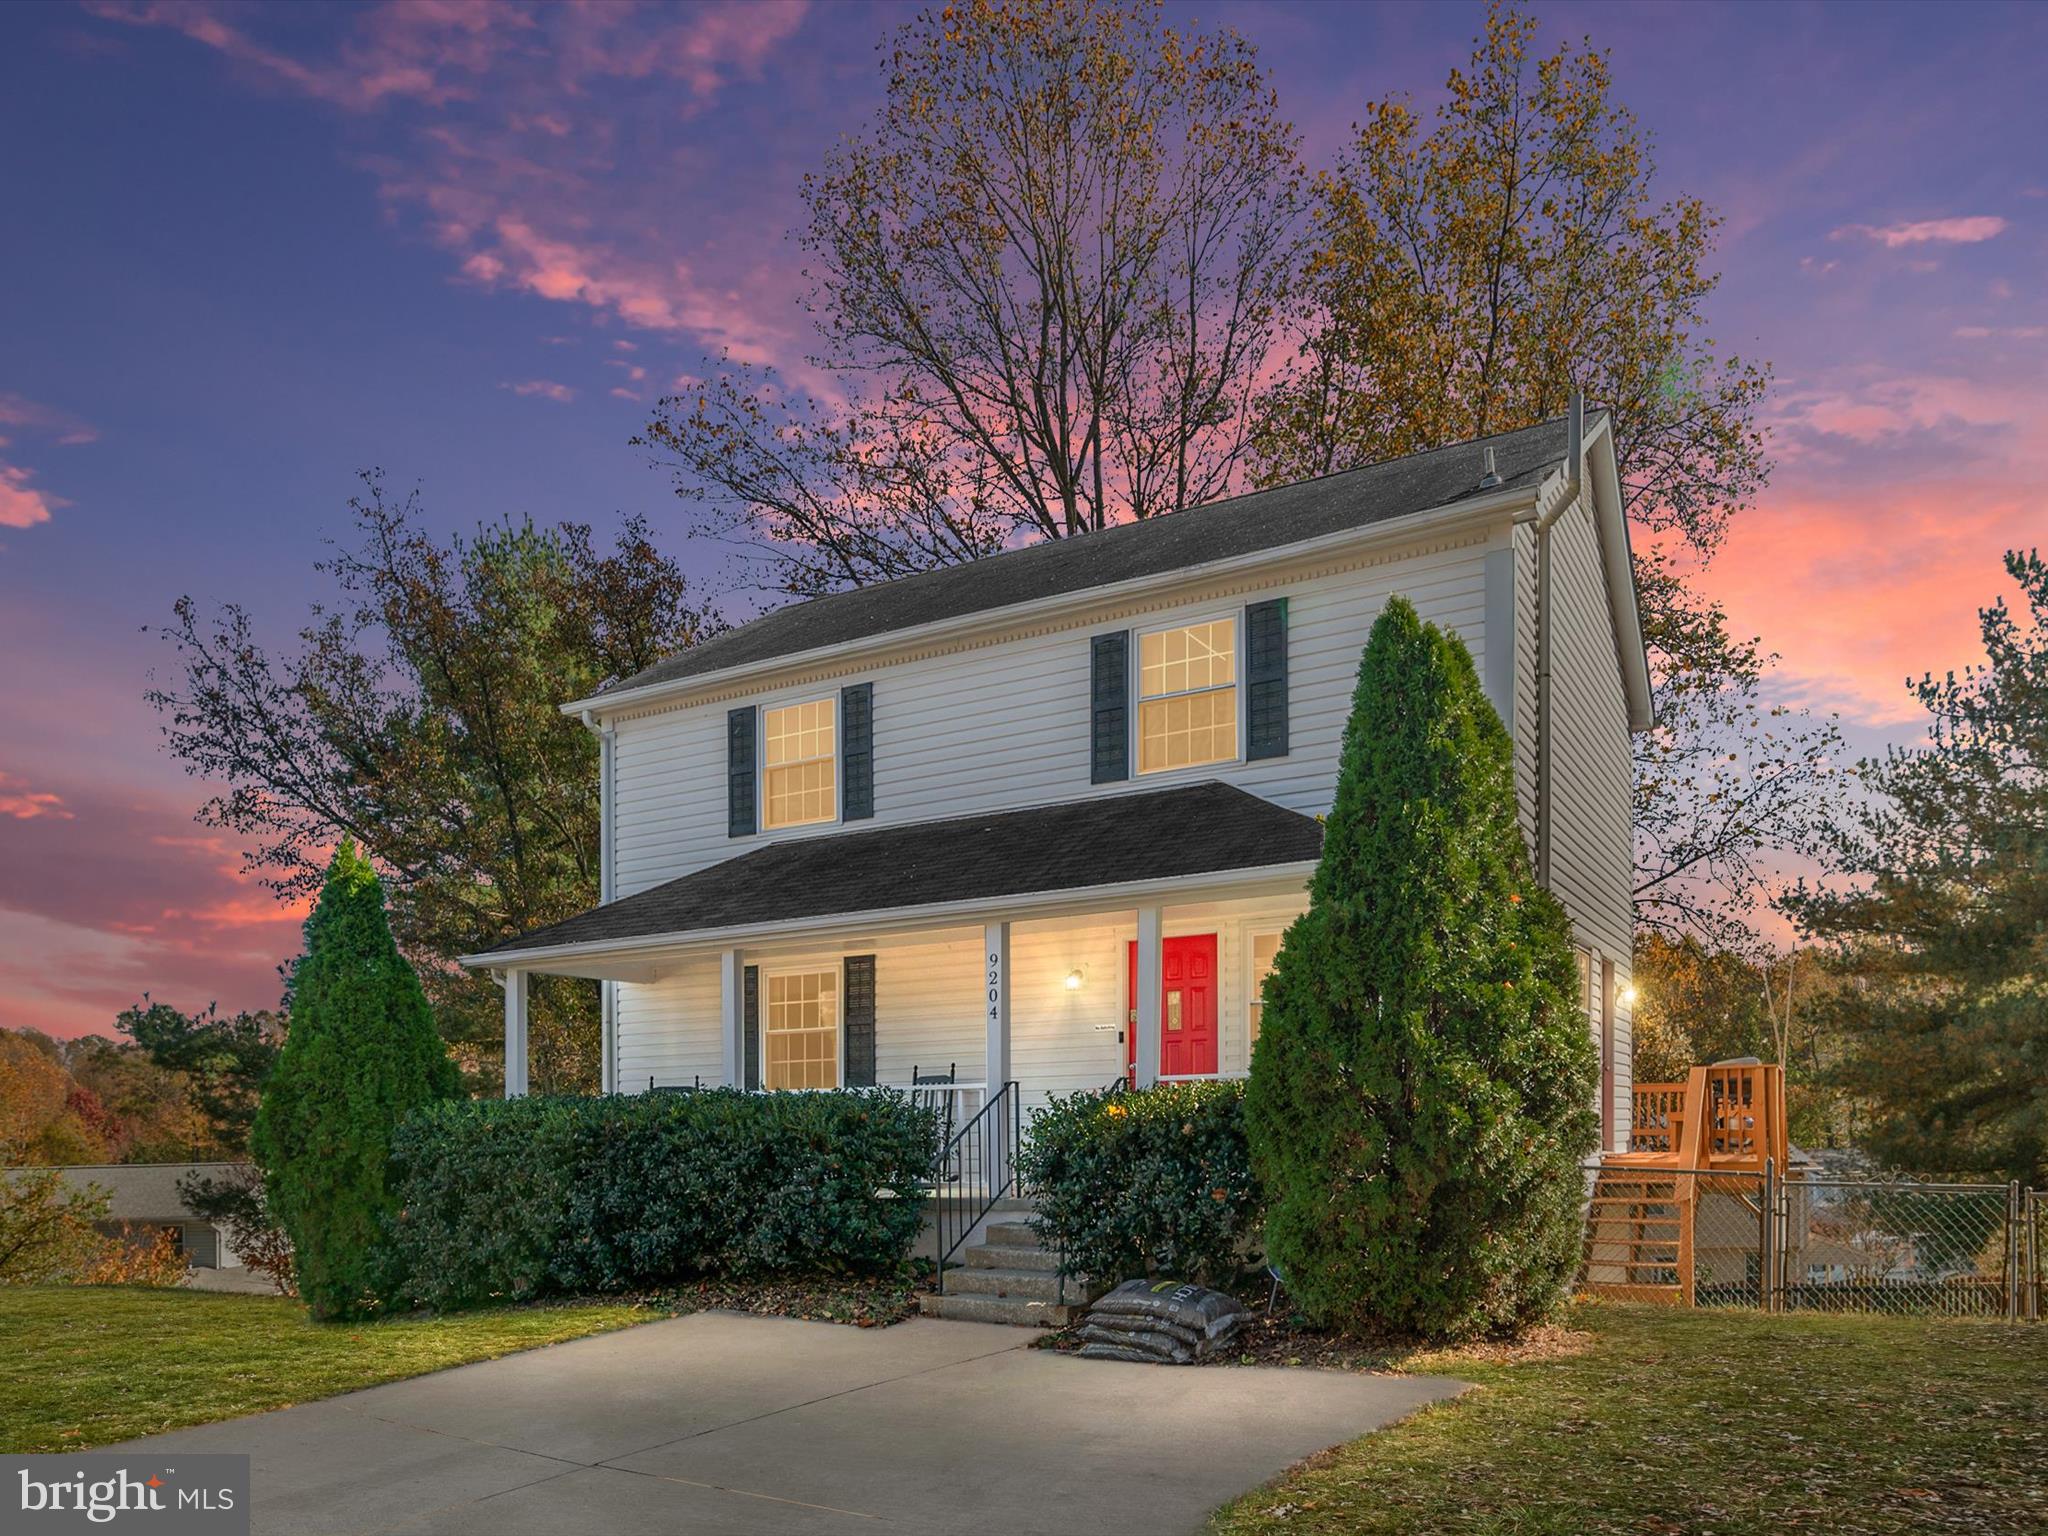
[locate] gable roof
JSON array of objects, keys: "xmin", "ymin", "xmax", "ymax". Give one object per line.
[
  {"xmin": 469, "ymin": 782, "xmax": 1323, "ymax": 964},
  {"xmin": 598, "ymin": 416, "xmax": 1578, "ymax": 703}
]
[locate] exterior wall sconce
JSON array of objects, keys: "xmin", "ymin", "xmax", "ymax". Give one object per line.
[
  {"xmin": 1064, "ymin": 968, "xmax": 1085, "ymax": 991},
  {"xmin": 1617, "ymin": 984, "xmax": 1638, "ymax": 1009}
]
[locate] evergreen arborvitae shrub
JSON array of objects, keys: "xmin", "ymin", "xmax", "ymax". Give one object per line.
[
  {"xmin": 1245, "ymin": 597, "xmax": 1598, "ymax": 1340},
  {"xmin": 252, "ymin": 841, "xmax": 458, "ymax": 1319}
]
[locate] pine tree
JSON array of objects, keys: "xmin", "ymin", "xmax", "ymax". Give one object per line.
[
  {"xmin": 252, "ymin": 842, "xmax": 458, "ymax": 1318},
  {"xmin": 1245, "ymin": 598, "xmax": 1599, "ymax": 1340},
  {"xmin": 1788, "ymin": 550, "xmax": 2048, "ymax": 1184}
]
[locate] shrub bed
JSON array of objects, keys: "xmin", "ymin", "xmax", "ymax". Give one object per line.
[
  {"xmin": 378, "ymin": 1088, "xmax": 936, "ymax": 1312},
  {"xmin": 1019, "ymin": 1081, "xmax": 1260, "ymax": 1289}
]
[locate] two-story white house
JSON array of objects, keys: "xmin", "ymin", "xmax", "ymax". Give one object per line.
[{"xmin": 467, "ymin": 410, "xmax": 1650, "ymax": 1173}]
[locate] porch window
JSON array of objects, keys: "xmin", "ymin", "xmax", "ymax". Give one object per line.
[
  {"xmin": 763, "ymin": 697, "xmax": 837, "ymax": 829},
  {"xmin": 1137, "ymin": 618, "xmax": 1238, "ymax": 774},
  {"xmin": 1248, "ymin": 930, "xmax": 1283, "ymax": 1047},
  {"xmin": 764, "ymin": 967, "xmax": 840, "ymax": 1090}
]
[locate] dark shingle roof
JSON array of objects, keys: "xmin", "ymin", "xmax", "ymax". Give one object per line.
[
  {"xmin": 606, "ymin": 417, "xmax": 1573, "ymax": 696},
  {"xmin": 476, "ymin": 782, "xmax": 1323, "ymax": 957}
]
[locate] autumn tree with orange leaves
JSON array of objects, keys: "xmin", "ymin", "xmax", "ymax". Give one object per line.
[{"xmin": 1252, "ymin": 4, "xmax": 1845, "ymax": 950}]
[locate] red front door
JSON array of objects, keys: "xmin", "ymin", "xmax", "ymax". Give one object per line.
[{"xmin": 1126, "ymin": 934, "xmax": 1219, "ymax": 1080}]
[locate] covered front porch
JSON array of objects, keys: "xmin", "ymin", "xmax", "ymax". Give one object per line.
[
  {"xmin": 496, "ymin": 886, "xmax": 1309, "ymax": 1116},
  {"xmin": 469, "ymin": 782, "xmax": 1324, "ymax": 1116}
]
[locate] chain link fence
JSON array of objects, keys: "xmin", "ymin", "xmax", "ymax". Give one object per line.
[{"xmin": 1580, "ymin": 1166, "xmax": 2041, "ymax": 1321}]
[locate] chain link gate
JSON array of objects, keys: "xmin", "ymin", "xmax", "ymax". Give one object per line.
[{"xmin": 1581, "ymin": 1164, "xmax": 2042, "ymax": 1320}]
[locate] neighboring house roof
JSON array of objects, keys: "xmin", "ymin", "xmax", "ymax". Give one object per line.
[
  {"xmin": 472, "ymin": 782, "xmax": 1323, "ymax": 961},
  {"xmin": 595, "ymin": 416, "xmax": 1581, "ymax": 703},
  {"xmin": 17, "ymin": 1162, "xmax": 248, "ymax": 1223}
]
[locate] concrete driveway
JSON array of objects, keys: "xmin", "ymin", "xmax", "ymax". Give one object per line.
[{"xmin": 112, "ymin": 1312, "xmax": 1463, "ymax": 1536}]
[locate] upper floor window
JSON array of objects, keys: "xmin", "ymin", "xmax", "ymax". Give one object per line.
[
  {"xmin": 1138, "ymin": 618, "xmax": 1238, "ymax": 774},
  {"xmin": 763, "ymin": 697, "xmax": 836, "ymax": 829}
]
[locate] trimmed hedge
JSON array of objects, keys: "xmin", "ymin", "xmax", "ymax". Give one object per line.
[
  {"xmin": 377, "ymin": 1088, "xmax": 936, "ymax": 1312},
  {"xmin": 1018, "ymin": 1081, "xmax": 1260, "ymax": 1288}
]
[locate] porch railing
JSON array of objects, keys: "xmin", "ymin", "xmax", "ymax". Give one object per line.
[{"xmin": 933, "ymin": 1080, "xmax": 1020, "ymax": 1294}]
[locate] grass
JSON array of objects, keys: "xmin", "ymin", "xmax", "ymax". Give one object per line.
[
  {"xmin": 1210, "ymin": 1302, "xmax": 2048, "ymax": 1536},
  {"xmin": 0, "ymin": 1286, "xmax": 652, "ymax": 1453}
]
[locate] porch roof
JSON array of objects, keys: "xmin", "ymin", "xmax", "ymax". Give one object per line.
[{"xmin": 467, "ymin": 782, "xmax": 1322, "ymax": 968}]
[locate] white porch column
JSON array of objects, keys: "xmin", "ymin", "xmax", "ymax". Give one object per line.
[
  {"xmin": 1134, "ymin": 905, "xmax": 1163, "ymax": 1089},
  {"xmin": 983, "ymin": 921, "xmax": 1012, "ymax": 1097},
  {"xmin": 719, "ymin": 947, "xmax": 746, "ymax": 1088},
  {"xmin": 502, "ymin": 970, "xmax": 529, "ymax": 1099}
]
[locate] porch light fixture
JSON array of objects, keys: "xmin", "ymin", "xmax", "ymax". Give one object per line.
[
  {"xmin": 1064, "ymin": 968, "xmax": 1085, "ymax": 991},
  {"xmin": 1617, "ymin": 984, "xmax": 1639, "ymax": 1009}
]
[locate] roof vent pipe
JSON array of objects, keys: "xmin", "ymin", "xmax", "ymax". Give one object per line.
[{"xmin": 1477, "ymin": 447, "xmax": 1501, "ymax": 490}]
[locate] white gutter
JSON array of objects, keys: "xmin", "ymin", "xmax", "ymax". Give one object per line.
[
  {"xmin": 460, "ymin": 860, "xmax": 1321, "ymax": 973},
  {"xmin": 562, "ymin": 481, "xmax": 1543, "ymax": 721}
]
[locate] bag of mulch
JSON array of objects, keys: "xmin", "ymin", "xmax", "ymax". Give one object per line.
[
  {"xmin": 1087, "ymin": 1279, "xmax": 1249, "ymax": 1341},
  {"xmin": 1082, "ymin": 1311, "xmax": 1205, "ymax": 1351},
  {"xmin": 1077, "ymin": 1322, "xmax": 1197, "ymax": 1364},
  {"xmin": 1078, "ymin": 1341, "xmax": 1180, "ymax": 1365}
]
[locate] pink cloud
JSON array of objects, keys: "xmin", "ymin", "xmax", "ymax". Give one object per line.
[
  {"xmin": 0, "ymin": 393, "xmax": 99, "ymax": 445},
  {"xmin": 1831, "ymin": 215, "xmax": 2008, "ymax": 247},
  {"xmin": 1696, "ymin": 486, "xmax": 2031, "ymax": 723},
  {"xmin": 0, "ymin": 462, "xmax": 62, "ymax": 530},
  {"xmin": 0, "ymin": 773, "xmax": 72, "ymax": 821},
  {"xmin": 0, "ymin": 781, "xmax": 308, "ymax": 1038},
  {"xmin": 502, "ymin": 378, "xmax": 574, "ymax": 402},
  {"xmin": 1774, "ymin": 371, "xmax": 2029, "ymax": 449},
  {"xmin": 88, "ymin": 2, "xmax": 815, "ymax": 371}
]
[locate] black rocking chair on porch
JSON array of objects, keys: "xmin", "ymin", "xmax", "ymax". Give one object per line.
[{"xmin": 910, "ymin": 1063, "xmax": 960, "ymax": 1183}]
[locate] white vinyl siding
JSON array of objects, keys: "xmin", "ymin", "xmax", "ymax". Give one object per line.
[
  {"xmin": 607, "ymin": 497, "xmax": 1633, "ymax": 1130},
  {"xmin": 609, "ymin": 536, "xmax": 1497, "ymax": 898},
  {"xmin": 1521, "ymin": 488, "xmax": 1636, "ymax": 1149}
]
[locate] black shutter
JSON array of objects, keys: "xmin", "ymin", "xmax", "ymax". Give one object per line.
[
  {"xmin": 727, "ymin": 706, "xmax": 757, "ymax": 838},
  {"xmin": 843, "ymin": 955, "xmax": 877, "ymax": 1087},
  {"xmin": 743, "ymin": 965, "xmax": 760, "ymax": 1090},
  {"xmin": 1245, "ymin": 598, "xmax": 1289, "ymax": 760},
  {"xmin": 840, "ymin": 683, "xmax": 874, "ymax": 821},
  {"xmin": 1090, "ymin": 630, "xmax": 1130, "ymax": 783}
]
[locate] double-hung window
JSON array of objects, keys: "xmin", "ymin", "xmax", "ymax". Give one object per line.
[
  {"xmin": 764, "ymin": 967, "xmax": 840, "ymax": 1090},
  {"xmin": 763, "ymin": 697, "xmax": 836, "ymax": 829},
  {"xmin": 1247, "ymin": 930, "xmax": 1284, "ymax": 1048},
  {"xmin": 1137, "ymin": 618, "xmax": 1238, "ymax": 774}
]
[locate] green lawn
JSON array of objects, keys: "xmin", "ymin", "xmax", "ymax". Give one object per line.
[
  {"xmin": 0, "ymin": 1287, "xmax": 651, "ymax": 1453},
  {"xmin": 1212, "ymin": 1303, "xmax": 2048, "ymax": 1536}
]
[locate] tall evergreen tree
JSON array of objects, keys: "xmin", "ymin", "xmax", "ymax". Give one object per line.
[
  {"xmin": 252, "ymin": 842, "xmax": 457, "ymax": 1319},
  {"xmin": 1789, "ymin": 550, "xmax": 2048, "ymax": 1184},
  {"xmin": 1245, "ymin": 598, "xmax": 1598, "ymax": 1340}
]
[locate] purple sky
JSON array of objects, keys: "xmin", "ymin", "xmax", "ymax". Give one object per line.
[{"xmin": 2, "ymin": 0, "xmax": 2044, "ymax": 1039}]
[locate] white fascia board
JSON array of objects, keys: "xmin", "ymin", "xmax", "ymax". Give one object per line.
[
  {"xmin": 458, "ymin": 860, "xmax": 1320, "ymax": 975},
  {"xmin": 561, "ymin": 482, "xmax": 1543, "ymax": 721}
]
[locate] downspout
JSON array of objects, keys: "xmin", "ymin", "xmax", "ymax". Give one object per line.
[
  {"xmin": 581, "ymin": 709, "xmax": 618, "ymax": 1093},
  {"xmin": 1532, "ymin": 392, "xmax": 1584, "ymax": 891}
]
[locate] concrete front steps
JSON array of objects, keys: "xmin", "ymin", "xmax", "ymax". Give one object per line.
[{"xmin": 920, "ymin": 1221, "xmax": 1100, "ymax": 1327}]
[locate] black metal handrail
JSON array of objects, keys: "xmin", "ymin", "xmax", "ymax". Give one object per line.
[{"xmin": 933, "ymin": 1080, "xmax": 1020, "ymax": 1294}]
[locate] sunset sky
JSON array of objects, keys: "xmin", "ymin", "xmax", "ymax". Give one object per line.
[{"xmin": 2, "ymin": 0, "xmax": 2043, "ymax": 1040}]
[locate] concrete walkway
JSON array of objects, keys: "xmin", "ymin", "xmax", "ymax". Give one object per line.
[{"xmin": 112, "ymin": 1312, "xmax": 1463, "ymax": 1536}]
